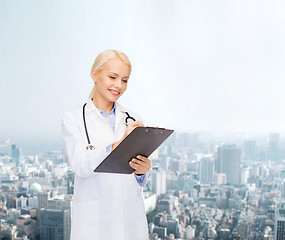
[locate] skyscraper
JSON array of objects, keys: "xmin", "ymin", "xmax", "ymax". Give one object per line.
[
  {"xmin": 38, "ymin": 192, "xmax": 49, "ymax": 209},
  {"xmin": 269, "ymin": 133, "xmax": 280, "ymax": 161},
  {"xmin": 214, "ymin": 173, "xmax": 227, "ymax": 186},
  {"xmin": 274, "ymin": 208, "xmax": 285, "ymax": 240},
  {"xmin": 11, "ymin": 144, "xmax": 20, "ymax": 166},
  {"xmin": 0, "ymin": 219, "xmax": 2, "ymax": 239},
  {"xmin": 39, "ymin": 209, "xmax": 70, "ymax": 240},
  {"xmin": 151, "ymin": 168, "xmax": 166, "ymax": 196},
  {"xmin": 199, "ymin": 156, "xmax": 215, "ymax": 185},
  {"xmin": 244, "ymin": 140, "xmax": 256, "ymax": 160},
  {"xmin": 237, "ymin": 219, "xmax": 250, "ymax": 239},
  {"xmin": 47, "ymin": 194, "xmax": 73, "ymax": 236},
  {"xmin": 67, "ymin": 171, "xmax": 74, "ymax": 195},
  {"xmin": 216, "ymin": 144, "xmax": 241, "ymax": 185}
]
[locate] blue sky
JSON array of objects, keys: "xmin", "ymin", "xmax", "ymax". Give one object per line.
[{"xmin": 1, "ymin": 0, "xmax": 285, "ymax": 149}]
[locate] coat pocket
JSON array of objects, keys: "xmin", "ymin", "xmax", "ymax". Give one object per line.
[{"xmin": 71, "ymin": 200, "xmax": 99, "ymax": 240}]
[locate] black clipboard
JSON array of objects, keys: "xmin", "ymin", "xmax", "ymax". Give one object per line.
[{"xmin": 93, "ymin": 127, "xmax": 174, "ymax": 174}]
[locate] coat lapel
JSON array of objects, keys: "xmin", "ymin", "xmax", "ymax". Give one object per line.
[
  {"xmin": 85, "ymin": 98, "xmax": 114, "ymax": 136},
  {"xmin": 85, "ymin": 98, "xmax": 127, "ymax": 136},
  {"xmin": 114, "ymin": 102, "xmax": 127, "ymax": 134}
]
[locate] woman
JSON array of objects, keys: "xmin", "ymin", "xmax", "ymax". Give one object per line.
[{"xmin": 61, "ymin": 50, "xmax": 151, "ymax": 240}]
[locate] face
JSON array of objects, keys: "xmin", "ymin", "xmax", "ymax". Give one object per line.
[{"xmin": 91, "ymin": 58, "xmax": 130, "ymax": 104}]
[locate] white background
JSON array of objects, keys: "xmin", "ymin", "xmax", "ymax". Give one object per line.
[{"xmin": 1, "ymin": 0, "xmax": 285, "ymax": 152}]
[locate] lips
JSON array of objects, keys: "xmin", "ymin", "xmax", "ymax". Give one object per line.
[{"xmin": 109, "ymin": 89, "xmax": 120, "ymax": 96}]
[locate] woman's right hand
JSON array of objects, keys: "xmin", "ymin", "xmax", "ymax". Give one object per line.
[
  {"xmin": 112, "ymin": 120, "xmax": 144, "ymax": 151},
  {"xmin": 124, "ymin": 120, "xmax": 144, "ymax": 137}
]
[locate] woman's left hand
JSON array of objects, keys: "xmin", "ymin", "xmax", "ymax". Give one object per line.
[{"xmin": 129, "ymin": 155, "xmax": 151, "ymax": 175}]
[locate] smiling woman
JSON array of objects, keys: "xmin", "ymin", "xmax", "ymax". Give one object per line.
[
  {"xmin": 90, "ymin": 58, "xmax": 130, "ymax": 114},
  {"xmin": 61, "ymin": 49, "xmax": 151, "ymax": 240},
  {"xmin": 89, "ymin": 50, "xmax": 132, "ymax": 101}
]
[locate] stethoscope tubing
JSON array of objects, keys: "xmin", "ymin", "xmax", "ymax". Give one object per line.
[
  {"xmin": 124, "ymin": 112, "xmax": 136, "ymax": 124},
  {"xmin": 83, "ymin": 103, "xmax": 135, "ymax": 150}
]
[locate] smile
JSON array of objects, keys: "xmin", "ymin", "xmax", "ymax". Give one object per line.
[{"xmin": 109, "ymin": 89, "xmax": 120, "ymax": 95}]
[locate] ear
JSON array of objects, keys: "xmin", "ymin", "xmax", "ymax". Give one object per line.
[{"xmin": 91, "ymin": 71, "xmax": 97, "ymax": 84}]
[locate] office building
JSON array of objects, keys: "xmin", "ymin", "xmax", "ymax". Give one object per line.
[
  {"xmin": 151, "ymin": 169, "xmax": 166, "ymax": 196},
  {"xmin": 47, "ymin": 195, "xmax": 72, "ymax": 212},
  {"xmin": 199, "ymin": 156, "xmax": 215, "ymax": 185},
  {"xmin": 153, "ymin": 227, "xmax": 167, "ymax": 239},
  {"xmin": 157, "ymin": 199, "xmax": 172, "ymax": 213},
  {"xmin": 214, "ymin": 173, "xmax": 227, "ymax": 186},
  {"xmin": 249, "ymin": 163, "xmax": 261, "ymax": 178},
  {"xmin": 47, "ymin": 194, "xmax": 73, "ymax": 230},
  {"xmin": 240, "ymin": 167, "xmax": 249, "ymax": 185},
  {"xmin": 237, "ymin": 219, "xmax": 250, "ymax": 239},
  {"xmin": 67, "ymin": 171, "xmax": 74, "ymax": 195},
  {"xmin": 11, "ymin": 144, "xmax": 20, "ymax": 166},
  {"xmin": 38, "ymin": 192, "xmax": 49, "ymax": 209},
  {"xmin": 244, "ymin": 140, "xmax": 256, "ymax": 160},
  {"xmin": 216, "ymin": 144, "xmax": 241, "ymax": 185},
  {"xmin": 160, "ymin": 156, "xmax": 170, "ymax": 171},
  {"xmin": 269, "ymin": 133, "xmax": 280, "ymax": 161},
  {"xmin": 39, "ymin": 209, "xmax": 70, "ymax": 240},
  {"xmin": 185, "ymin": 225, "xmax": 195, "ymax": 239},
  {"xmin": 275, "ymin": 208, "xmax": 285, "ymax": 240}
]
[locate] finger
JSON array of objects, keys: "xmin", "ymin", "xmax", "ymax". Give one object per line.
[
  {"xmin": 130, "ymin": 120, "xmax": 144, "ymax": 128},
  {"xmin": 129, "ymin": 161, "xmax": 137, "ymax": 170},
  {"xmin": 136, "ymin": 155, "xmax": 150, "ymax": 163},
  {"xmin": 133, "ymin": 164, "xmax": 146, "ymax": 174},
  {"xmin": 130, "ymin": 161, "xmax": 149, "ymax": 174},
  {"xmin": 131, "ymin": 159, "xmax": 149, "ymax": 170},
  {"xmin": 130, "ymin": 160, "xmax": 150, "ymax": 174},
  {"xmin": 129, "ymin": 161, "xmax": 144, "ymax": 172},
  {"xmin": 130, "ymin": 158, "xmax": 145, "ymax": 168}
]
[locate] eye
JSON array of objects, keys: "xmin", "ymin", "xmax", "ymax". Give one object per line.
[
  {"xmin": 109, "ymin": 76, "xmax": 116, "ymax": 79},
  {"xmin": 122, "ymin": 79, "xmax": 128, "ymax": 83}
]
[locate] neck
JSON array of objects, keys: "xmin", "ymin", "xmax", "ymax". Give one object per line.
[{"xmin": 92, "ymin": 95, "xmax": 114, "ymax": 115}]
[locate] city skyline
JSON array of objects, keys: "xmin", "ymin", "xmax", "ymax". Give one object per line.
[
  {"xmin": 1, "ymin": 130, "xmax": 284, "ymax": 156},
  {"xmin": 1, "ymin": 129, "xmax": 284, "ymax": 239}
]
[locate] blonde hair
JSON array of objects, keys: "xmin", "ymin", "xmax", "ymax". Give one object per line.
[{"xmin": 88, "ymin": 49, "xmax": 132, "ymax": 99}]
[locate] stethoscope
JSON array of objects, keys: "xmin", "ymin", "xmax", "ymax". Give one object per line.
[{"xmin": 83, "ymin": 103, "xmax": 136, "ymax": 150}]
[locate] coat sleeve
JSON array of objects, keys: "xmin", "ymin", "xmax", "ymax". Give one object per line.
[{"xmin": 61, "ymin": 111, "xmax": 109, "ymax": 178}]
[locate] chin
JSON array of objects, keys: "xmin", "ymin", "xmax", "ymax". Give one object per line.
[
  {"xmin": 107, "ymin": 97, "xmax": 120, "ymax": 103},
  {"xmin": 112, "ymin": 94, "xmax": 122, "ymax": 101}
]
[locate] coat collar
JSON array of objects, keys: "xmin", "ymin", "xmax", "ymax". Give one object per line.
[
  {"xmin": 85, "ymin": 98, "xmax": 128, "ymax": 134},
  {"xmin": 85, "ymin": 98, "xmax": 127, "ymax": 114}
]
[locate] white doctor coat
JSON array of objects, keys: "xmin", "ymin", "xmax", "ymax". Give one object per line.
[{"xmin": 61, "ymin": 98, "xmax": 149, "ymax": 240}]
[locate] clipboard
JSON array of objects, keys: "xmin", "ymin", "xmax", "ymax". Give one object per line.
[{"xmin": 93, "ymin": 126, "xmax": 174, "ymax": 174}]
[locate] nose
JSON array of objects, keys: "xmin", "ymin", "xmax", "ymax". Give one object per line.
[{"xmin": 114, "ymin": 79, "xmax": 122, "ymax": 89}]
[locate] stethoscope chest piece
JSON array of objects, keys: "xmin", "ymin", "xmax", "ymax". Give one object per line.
[{"xmin": 86, "ymin": 144, "xmax": 95, "ymax": 151}]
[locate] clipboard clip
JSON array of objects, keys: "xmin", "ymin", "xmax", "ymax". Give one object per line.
[{"xmin": 145, "ymin": 126, "xmax": 166, "ymax": 130}]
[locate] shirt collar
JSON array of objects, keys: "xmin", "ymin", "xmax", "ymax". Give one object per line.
[
  {"xmin": 85, "ymin": 97, "xmax": 127, "ymax": 116},
  {"xmin": 90, "ymin": 97, "xmax": 116, "ymax": 116}
]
